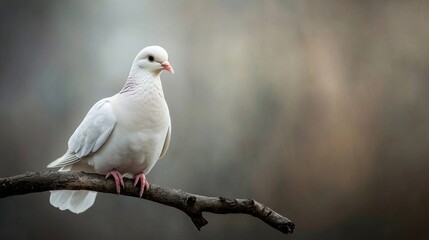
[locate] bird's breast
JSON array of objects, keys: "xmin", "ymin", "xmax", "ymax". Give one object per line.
[{"xmin": 88, "ymin": 93, "xmax": 170, "ymax": 175}]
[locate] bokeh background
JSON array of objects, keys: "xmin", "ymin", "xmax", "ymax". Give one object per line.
[{"xmin": 1, "ymin": 0, "xmax": 428, "ymax": 239}]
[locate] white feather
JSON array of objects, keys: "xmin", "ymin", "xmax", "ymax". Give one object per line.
[{"xmin": 50, "ymin": 190, "xmax": 97, "ymax": 214}]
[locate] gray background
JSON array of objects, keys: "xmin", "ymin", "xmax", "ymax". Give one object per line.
[{"xmin": 1, "ymin": 1, "xmax": 428, "ymax": 239}]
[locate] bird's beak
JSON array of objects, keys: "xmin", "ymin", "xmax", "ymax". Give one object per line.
[{"xmin": 161, "ymin": 61, "xmax": 174, "ymax": 74}]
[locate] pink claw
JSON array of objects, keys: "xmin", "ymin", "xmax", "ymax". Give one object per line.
[
  {"xmin": 105, "ymin": 169, "xmax": 125, "ymax": 194},
  {"xmin": 133, "ymin": 172, "xmax": 150, "ymax": 198}
]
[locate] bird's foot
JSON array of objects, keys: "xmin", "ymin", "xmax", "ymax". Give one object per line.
[
  {"xmin": 132, "ymin": 172, "xmax": 150, "ymax": 198},
  {"xmin": 105, "ymin": 169, "xmax": 125, "ymax": 194}
]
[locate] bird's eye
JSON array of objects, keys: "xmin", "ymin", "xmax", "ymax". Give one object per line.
[{"xmin": 148, "ymin": 55, "xmax": 154, "ymax": 62}]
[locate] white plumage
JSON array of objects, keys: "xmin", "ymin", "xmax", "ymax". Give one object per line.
[{"xmin": 48, "ymin": 46, "xmax": 174, "ymax": 213}]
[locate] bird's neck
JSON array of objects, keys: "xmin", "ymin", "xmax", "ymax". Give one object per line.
[{"xmin": 119, "ymin": 69, "xmax": 164, "ymax": 98}]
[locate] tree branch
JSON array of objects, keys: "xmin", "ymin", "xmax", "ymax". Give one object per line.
[{"xmin": 0, "ymin": 171, "xmax": 295, "ymax": 234}]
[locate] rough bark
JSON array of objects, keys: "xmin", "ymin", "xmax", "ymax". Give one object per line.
[{"xmin": 0, "ymin": 171, "xmax": 295, "ymax": 234}]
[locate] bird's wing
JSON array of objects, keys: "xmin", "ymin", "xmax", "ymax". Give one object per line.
[
  {"xmin": 159, "ymin": 123, "xmax": 171, "ymax": 159},
  {"xmin": 47, "ymin": 98, "xmax": 117, "ymax": 168}
]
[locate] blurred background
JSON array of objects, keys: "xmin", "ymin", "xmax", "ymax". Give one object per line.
[{"xmin": 1, "ymin": 0, "xmax": 428, "ymax": 239}]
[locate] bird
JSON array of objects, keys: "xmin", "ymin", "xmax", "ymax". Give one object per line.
[{"xmin": 47, "ymin": 46, "xmax": 174, "ymax": 214}]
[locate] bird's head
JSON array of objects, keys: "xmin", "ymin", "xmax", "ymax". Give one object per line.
[{"xmin": 133, "ymin": 46, "xmax": 174, "ymax": 75}]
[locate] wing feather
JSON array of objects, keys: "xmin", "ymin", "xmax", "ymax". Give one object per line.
[
  {"xmin": 47, "ymin": 98, "xmax": 116, "ymax": 168},
  {"xmin": 159, "ymin": 124, "xmax": 171, "ymax": 159}
]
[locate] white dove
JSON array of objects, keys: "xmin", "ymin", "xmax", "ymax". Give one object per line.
[{"xmin": 47, "ymin": 46, "xmax": 174, "ymax": 214}]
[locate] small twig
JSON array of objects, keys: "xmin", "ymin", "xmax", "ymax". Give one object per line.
[{"xmin": 0, "ymin": 171, "xmax": 295, "ymax": 234}]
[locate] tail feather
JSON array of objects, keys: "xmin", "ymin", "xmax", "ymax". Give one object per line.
[
  {"xmin": 49, "ymin": 161, "xmax": 97, "ymax": 214},
  {"xmin": 50, "ymin": 190, "xmax": 97, "ymax": 214}
]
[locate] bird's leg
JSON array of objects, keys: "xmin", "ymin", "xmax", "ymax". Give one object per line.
[
  {"xmin": 132, "ymin": 172, "xmax": 150, "ymax": 198},
  {"xmin": 105, "ymin": 169, "xmax": 125, "ymax": 194}
]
